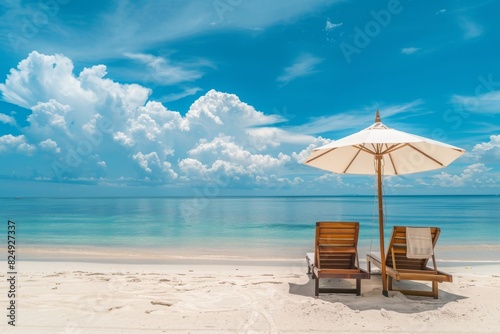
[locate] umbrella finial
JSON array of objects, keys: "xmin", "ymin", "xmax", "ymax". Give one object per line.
[{"xmin": 375, "ymin": 110, "xmax": 381, "ymax": 123}]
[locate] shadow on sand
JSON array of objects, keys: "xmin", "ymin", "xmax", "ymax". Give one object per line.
[{"xmin": 288, "ymin": 273, "xmax": 467, "ymax": 314}]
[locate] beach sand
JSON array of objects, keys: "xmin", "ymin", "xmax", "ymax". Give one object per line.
[{"xmin": 2, "ymin": 258, "xmax": 500, "ymax": 333}]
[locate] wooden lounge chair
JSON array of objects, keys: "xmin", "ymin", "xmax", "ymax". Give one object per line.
[
  {"xmin": 366, "ymin": 226, "xmax": 452, "ymax": 299},
  {"xmin": 312, "ymin": 221, "xmax": 370, "ymax": 296}
]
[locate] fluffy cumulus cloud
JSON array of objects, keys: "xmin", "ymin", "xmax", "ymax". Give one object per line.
[
  {"xmin": 0, "ymin": 134, "xmax": 29, "ymax": 153},
  {"xmin": 183, "ymin": 134, "xmax": 291, "ymax": 180},
  {"xmin": 39, "ymin": 139, "xmax": 60, "ymax": 153},
  {"xmin": 433, "ymin": 163, "xmax": 495, "ymax": 187},
  {"xmin": 427, "ymin": 135, "xmax": 500, "ymax": 189},
  {"xmin": 0, "ymin": 52, "xmax": 319, "ymax": 188},
  {"xmin": 470, "ymin": 135, "xmax": 500, "ymax": 160}
]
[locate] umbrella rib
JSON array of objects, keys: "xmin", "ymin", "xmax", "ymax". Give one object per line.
[
  {"xmin": 382, "ymin": 143, "xmax": 407, "ymax": 154},
  {"xmin": 353, "ymin": 145, "xmax": 376, "ymax": 155},
  {"xmin": 385, "ymin": 145, "xmax": 399, "ymax": 175},
  {"xmin": 305, "ymin": 147, "xmax": 337, "ymax": 164},
  {"xmin": 343, "ymin": 147, "xmax": 364, "ymax": 173},
  {"xmin": 407, "ymin": 143, "xmax": 445, "ymax": 166}
]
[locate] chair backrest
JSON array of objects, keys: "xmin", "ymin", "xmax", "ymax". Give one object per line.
[
  {"xmin": 315, "ymin": 222, "xmax": 360, "ymax": 269},
  {"xmin": 386, "ymin": 226, "xmax": 440, "ymax": 270}
]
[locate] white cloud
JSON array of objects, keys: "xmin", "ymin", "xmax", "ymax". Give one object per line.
[
  {"xmin": 133, "ymin": 151, "xmax": 158, "ymax": 172},
  {"xmin": 0, "ymin": 52, "xmax": 78, "ymax": 109},
  {"xmin": 435, "ymin": 9, "xmax": 446, "ymax": 15},
  {"xmin": 433, "ymin": 163, "xmax": 492, "ymax": 187},
  {"xmin": 451, "ymin": 90, "xmax": 500, "ymax": 114},
  {"xmin": 28, "ymin": 99, "xmax": 71, "ymax": 136},
  {"xmin": 219, "ymin": 0, "xmax": 339, "ymax": 28},
  {"xmin": 470, "ymin": 135, "xmax": 500, "ymax": 160},
  {"xmin": 1, "ymin": 0, "xmax": 340, "ymax": 59},
  {"xmin": 325, "ymin": 20, "xmax": 342, "ymax": 31},
  {"xmin": 459, "ymin": 18, "xmax": 482, "ymax": 39},
  {"xmin": 292, "ymin": 138, "xmax": 331, "ymax": 163},
  {"xmin": 113, "ymin": 131, "xmax": 135, "ymax": 147},
  {"xmin": 17, "ymin": 142, "xmax": 36, "ymax": 155},
  {"xmin": 132, "ymin": 151, "xmax": 178, "ymax": 179},
  {"xmin": 124, "ymin": 53, "xmax": 211, "ymax": 85},
  {"xmin": 0, "ymin": 52, "xmax": 320, "ymax": 187},
  {"xmin": 0, "ymin": 134, "xmax": 26, "ymax": 152},
  {"xmin": 277, "ymin": 53, "xmax": 323, "ymax": 85},
  {"xmin": 0, "ymin": 51, "xmax": 150, "ymax": 112},
  {"xmin": 0, "ymin": 113, "xmax": 16, "ymax": 125},
  {"xmin": 401, "ymin": 47, "xmax": 420, "ymax": 55},
  {"xmin": 431, "ymin": 136, "xmax": 500, "ymax": 189},
  {"xmin": 256, "ymin": 175, "xmax": 303, "ymax": 187},
  {"xmin": 0, "ymin": 52, "xmax": 154, "ymax": 180},
  {"xmin": 292, "ymin": 99, "xmax": 425, "ymax": 135},
  {"xmin": 315, "ymin": 173, "xmax": 350, "ymax": 188},
  {"xmin": 160, "ymin": 87, "xmax": 203, "ymax": 102},
  {"xmin": 185, "ymin": 89, "xmax": 285, "ymax": 131},
  {"xmin": 0, "ymin": 134, "xmax": 35, "ymax": 155},
  {"xmin": 39, "ymin": 139, "xmax": 60, "ymax": 153},
  {"xmin": 185, "ymin": 134, "xmax": 291, "ymax": 178}
]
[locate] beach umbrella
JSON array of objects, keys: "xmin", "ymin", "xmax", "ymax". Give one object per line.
[{"xmin": 304, "ymin": 111, "xmax": 465, "ymax": 296}]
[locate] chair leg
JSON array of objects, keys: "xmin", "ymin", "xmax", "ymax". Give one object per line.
[
  {"xmin": 388, "ymin": 276, "xmax": 393, "ymax": 291},
  {"xmin": 432, "ymin": 282, "xmax": 438, "ymax": 299},
  {"xmin": 356, "ymin": 279, "xmax": 361, "ymax": 296},
  {"xmin": 315, "ymin": 278, "xmax": 319, "ymax": 297}
]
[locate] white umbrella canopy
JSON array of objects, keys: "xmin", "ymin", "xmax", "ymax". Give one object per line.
[
  {"xmin": 304, "ymin": 111, "xmax": 465, "ymax": 296},
  {"xmin": 306, "ymin": 114, "xmax": 465, "ymax": 176}
]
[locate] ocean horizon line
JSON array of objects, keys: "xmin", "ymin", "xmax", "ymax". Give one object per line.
[{"xmin": 3, "ymin": 194, "xmax": 499, "ymax": 200}]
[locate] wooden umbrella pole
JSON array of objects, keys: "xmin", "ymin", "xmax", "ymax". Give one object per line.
[{"xmin": 376, "ymin": 155, "xmax": 388, "ymax": 296}]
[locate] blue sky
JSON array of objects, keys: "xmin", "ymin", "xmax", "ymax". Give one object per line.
[{"xmin": 0, "ymin": 0, "xmax": 499, "ymax": 197}]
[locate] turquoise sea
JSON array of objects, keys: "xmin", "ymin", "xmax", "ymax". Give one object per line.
[{"xmin": 1, "ymin": 195, "xmax": 499, "ymax": 262}]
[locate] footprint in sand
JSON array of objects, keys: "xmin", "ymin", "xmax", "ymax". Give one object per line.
[
  {"xmin": 151, "ymin": 300, "xmax": 174, "ymax": 307},
  {"xmin": 219, "ymin": 281, "xmax": 237, "ymax": 285},
  {"xmin": 127, "ymin": 278, "xmax": 141, "ymax": 283},
  {"xmin": 108, "ymin": 306, "xmax": 124, "ymax": 312},
  {"xmin": 44, "ymin": 272, "xmax": 66, "ymax": 277},
  {"xmin": 250, "ymin": 281, "xmax": 282, "ymax": 285}
]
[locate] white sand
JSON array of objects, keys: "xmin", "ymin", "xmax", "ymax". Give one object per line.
[{"xmin": 1, "ymin": 259, "xmax": 499, "ymax": 333}]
